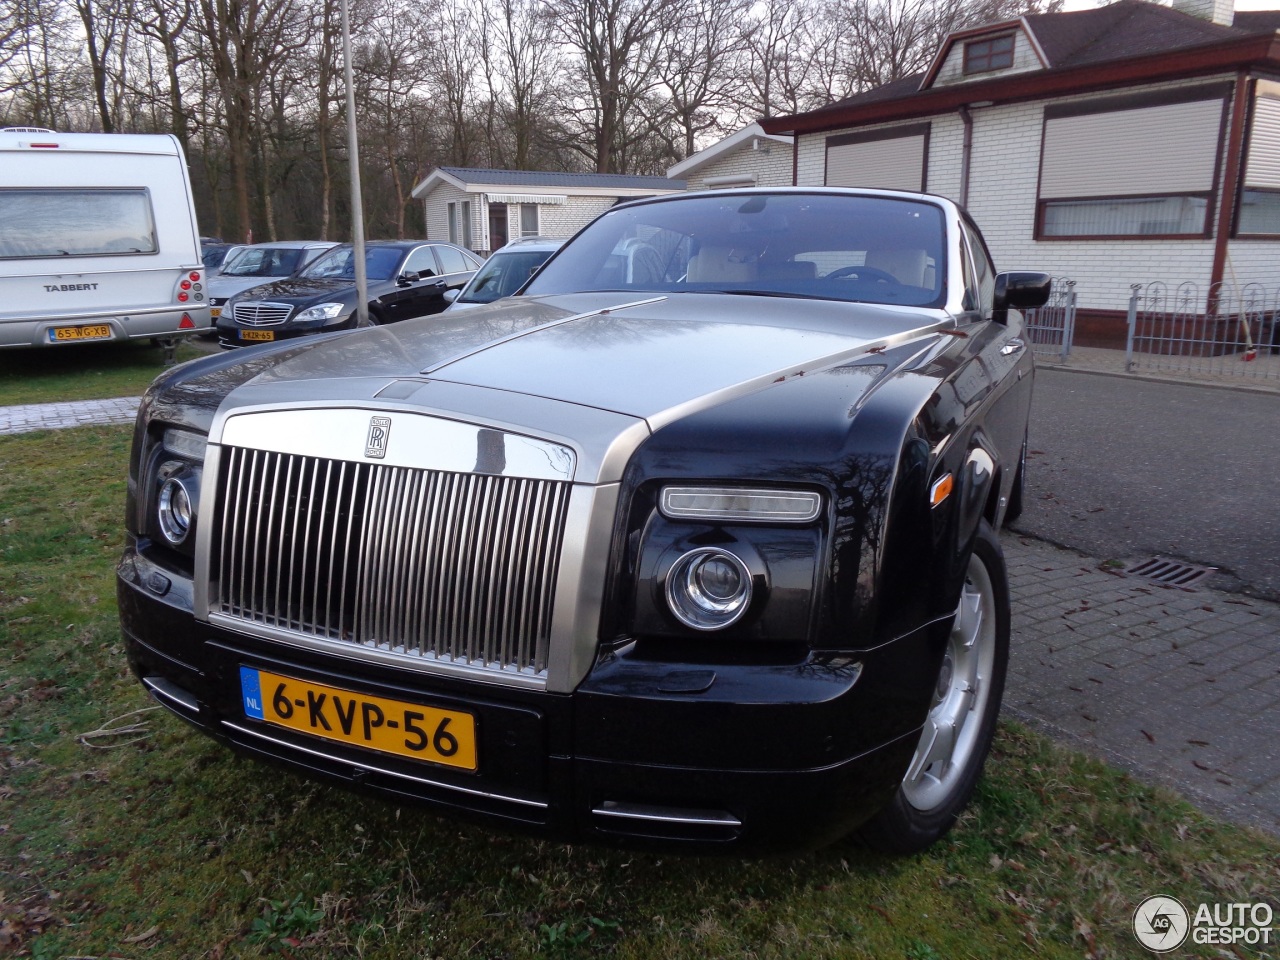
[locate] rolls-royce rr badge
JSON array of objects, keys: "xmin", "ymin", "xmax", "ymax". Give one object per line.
[{"xmin": 365, "ymin": 416, "xmax": 391, "ymax": 458}]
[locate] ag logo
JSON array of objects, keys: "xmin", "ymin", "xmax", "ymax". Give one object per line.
[
  {"xmin": 365, "ymin": 416, "xmax": 391, "ymax": 459},
  {"xmin": 1133, "ymin": 895, "xmax": 1190, "ymax": 952}
]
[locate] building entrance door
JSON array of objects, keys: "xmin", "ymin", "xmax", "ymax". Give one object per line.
[{"xmin": 488, "ymin": 204, "xmax": 508, "ymax": 252}]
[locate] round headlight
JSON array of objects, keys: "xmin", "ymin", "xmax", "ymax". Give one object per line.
[
  {"xmin": 157, "ymin": 475, "xmax": 195, "ymax": 545},
  {"xmin": 665, "ymin": 548, "xmax": 753, "ymax": 631}
]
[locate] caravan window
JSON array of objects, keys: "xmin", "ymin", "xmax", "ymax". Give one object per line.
[{"xmin": 0, "ymin": 188, "xmax": 158, "ymax": 259}]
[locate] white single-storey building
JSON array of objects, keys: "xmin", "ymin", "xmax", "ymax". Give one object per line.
[
  {"xmin": 667, "ymin": 123, "xmax": 794, "ymax": 192},
  {"xmin": 761, "ymin": 0, "xmax": 1280, "ymax": 345},
  {"xmin": 411, "ymin": 167, "xmax": 686, "ymax": 257}
]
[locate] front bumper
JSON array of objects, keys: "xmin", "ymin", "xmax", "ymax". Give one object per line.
[
  {"xmin": 215, "ymin": 313, "xmax": 354, "ymax": 349},
  {"xmin": 1, "ymin": 306, "xmax": 211, "ymax": 348},
  {"xmin": 118, "ymin": 543, "xmax": 932, "ymax": 852}
]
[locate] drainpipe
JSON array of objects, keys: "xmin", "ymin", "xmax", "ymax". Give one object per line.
[
  {"xmin": 959, "ymin": 106, "xmax": 973, "ymax": 208},
  {"xmin": 1210, "ymin": 71, "xmax": 1252, "ymax": 294}
]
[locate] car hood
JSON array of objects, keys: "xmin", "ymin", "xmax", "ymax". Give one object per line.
[
  {"xmin": 204, "ymin": 291, "xmax": 953, "ymax": 482},
  {"xmin": 231, "ymin": 275, "xmax": 360, "ymax": 305},
  {"xmin": 208, "ymin": 274, "xmax": 296, "ymax": 300}
]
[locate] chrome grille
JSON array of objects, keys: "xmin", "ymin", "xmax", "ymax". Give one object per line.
[
  {"xmin": 211, "ymin": 446, "xmax": 571, "ymax": 676},
  {"xmin": 232, "ymin": 302, "xmax": 292, "ymax": 326}
]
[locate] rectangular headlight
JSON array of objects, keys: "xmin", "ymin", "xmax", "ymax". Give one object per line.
[
  {"xmin": 660, "ymin": 486, "xmax": 822, "ymax": 523},
  {"xmin": 163, "ymin": 427, "xmax": 207, "ymax": 462}
]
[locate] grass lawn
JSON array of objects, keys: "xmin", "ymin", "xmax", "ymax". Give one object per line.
[
  {"xmin": 1, "ymin": 426, "xmax": 1277, "ymax": 959},
  {"xmin": 0, "ymin": 337, "xmax": 218, "ymax": 407}
]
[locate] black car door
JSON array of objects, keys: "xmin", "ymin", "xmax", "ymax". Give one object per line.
[{"xmin": 377, "ymin": 245, "xmax": 446, "ymax": 323}]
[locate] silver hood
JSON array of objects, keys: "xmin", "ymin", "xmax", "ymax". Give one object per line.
[{"xmin": 210, "ymin": 291, "xmax": 951, "ymax": 484}]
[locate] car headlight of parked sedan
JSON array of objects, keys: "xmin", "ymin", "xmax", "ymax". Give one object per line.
[{"xmin": 294, "ymin": 302, "xmax": 348, "ymax": 323}]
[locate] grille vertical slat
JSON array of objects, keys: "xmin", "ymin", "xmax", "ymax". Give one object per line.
[{"xmin": 212, "ymin": 447, "xmax": 569, "ymax": 677}]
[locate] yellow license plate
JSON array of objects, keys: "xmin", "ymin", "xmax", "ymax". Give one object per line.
[
  {"xmin": 50, "ymin": 324, "xmax": 111, "ymax": 342},
  {"xmin": 240, "ymin": 329, "xmax": 274, "ymax": 342},
  {"xmin": 210, "ymin": 306, "xmax": 222, "ymax": 318},
  {"xmin": 240, "ymin": 668, "xmax": 477, "ymax": 771}
]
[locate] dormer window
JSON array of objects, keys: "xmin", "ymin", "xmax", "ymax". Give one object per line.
[{"xmin": 964, "ymin": 35, "xmax": 1015, "ymax": 75}]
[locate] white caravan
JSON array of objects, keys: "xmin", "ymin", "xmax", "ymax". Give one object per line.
[{"xmin": 0, "ymin": 129, "xmax": 211, "ymax": 348}]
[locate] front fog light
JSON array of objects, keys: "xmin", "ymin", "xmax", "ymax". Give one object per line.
[
  {"xmin": 666, "ymin": 548, "xmax": 753, "ymax": 631},
  {"xmin": 158, "ymin": 474, "xmax": 197, "ymax": 545}
]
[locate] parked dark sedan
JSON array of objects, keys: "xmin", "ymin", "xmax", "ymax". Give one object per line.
[
  {"xmin": 216, "ymin": 240, "xmax": 482, "ymax": 348},
  {"xmin": 119, "ymin": 189, "xmax": 1049, "ymax": 853}
]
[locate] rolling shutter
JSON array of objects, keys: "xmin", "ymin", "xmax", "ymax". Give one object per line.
[
  {"xmin": 1244, "ymin": 95, "xmax": 1280, "ymax": 189},
  {"xmin": 826, "ymin": 126, "xmax": 928, "ymax": 191},
  {"xmin": 1040, "ymin": 97, "xmax": 1224, "ymax": 198}
]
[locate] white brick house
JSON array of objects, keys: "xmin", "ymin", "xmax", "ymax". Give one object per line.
[
  {"xmin": 761, "ymin": 0, "xmax": 1280, "ymax": 345},
  {"xmin": 667, "ymin": 124, "xmax": 794, "ymax": 191},
  {"xmin": 411, "ymin": 168, "xmax": 685, "ymax": 257}
]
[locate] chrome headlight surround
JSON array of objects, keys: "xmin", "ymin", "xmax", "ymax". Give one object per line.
[
  {"xmin": 157, "ymin": 471, "xmax": 198, "ymax": 545},
  {"xmin": 665, "ymin": 547, "xmax": 754, "ymax": 631},
  {"xmin": 144, "ymin": 427, "xmax": 207, "ymax": 557}
]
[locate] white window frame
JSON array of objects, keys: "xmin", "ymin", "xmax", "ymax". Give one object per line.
[{"xmin": 520, "ymin": 203, "xmax": 540, "ymax": 237}]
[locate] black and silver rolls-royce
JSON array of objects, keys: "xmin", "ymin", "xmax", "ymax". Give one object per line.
[{"xmin": 118, "ymin": 189, "xmax": 1049, "ymax": 853}]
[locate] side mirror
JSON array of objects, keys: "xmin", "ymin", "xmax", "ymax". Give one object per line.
[
  {"xmin": 397, "ymin": 271, "xmax": 420, "ymax": 286},
  {"xmin": 442, "ymin": 288, "xmax": 458, "ymax": 302},
  {"xmin": 993, "ymin": 272, "xmax": 1051, "ymax": 322}
]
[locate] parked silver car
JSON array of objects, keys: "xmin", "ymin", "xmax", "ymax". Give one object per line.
[
  {"xmin": 444, "ymin": 237, "xmax": 563, "ymax": 311},
  {"xmin": 208, "ymin": 241, "xmax": 336, "ymax": 321}
]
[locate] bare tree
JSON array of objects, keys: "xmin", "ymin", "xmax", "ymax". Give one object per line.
[
  {"xmin": 134, "ymin": 0, "xmax": 197, "ymax": 149},
  {"xmin": 358, "ymin": 0, "xmax": 432, "ymax": 237},
  {"xmin": 197, "ymin": 0, "xmax": 304, "ymax": 241},
  {"xmin": 658, "ymin": 0, "xmax": 751, "ymax": 157},
  {"xmin": 735, "ymin": 0, "xmax": 821, "ymax": 120},
  {"xmin": 544, "ymin": 0, "xmax": 673, "ymax": 173},
  {"xmin": 3, "ymin": 0, "xmax": 81, "ymax": 127},
  {"xmin": 74, "ymin": 0, "xmax": 139, "ymax": 132},
  {"xmin": 422, "ymin": 0, "xmax": 483, "ymax": 166},
  {"xmin": 482, "ymin": 0, "xmax": 559, "ymax": 170}
]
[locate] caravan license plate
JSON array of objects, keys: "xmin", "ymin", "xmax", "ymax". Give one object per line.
[
  {"xmin": 240, "ymin": 329, "xmax": 274, "ymax": 342},
  {"xmin": 239, "ymin": 668, "xmax": 477, "ymax": 771},
  {"xmin": 49, "ymin": 324, "xmax": 111, "ymax": 342}
]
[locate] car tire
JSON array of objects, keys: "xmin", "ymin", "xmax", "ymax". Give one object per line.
[
  {"xmin": 1004, "ymin": 437, "xmax": 1027, "ymax": 526},
  {"xmin": 858, "ymin": 519, "xmax": 1009, "ymax": 854}
]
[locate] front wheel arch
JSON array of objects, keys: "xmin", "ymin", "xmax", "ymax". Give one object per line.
[{"xmin": 857, "ymin": 519, "xmax": 1009, "ymax": 853}]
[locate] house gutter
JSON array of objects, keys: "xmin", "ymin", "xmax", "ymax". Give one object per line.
[
  {"xmin": 1210, "ymin": 70, "xmax": 1252, "ymax": 292},
  {"xmin": 958, "ymin": 105, "xmax": 973, "ymax": 207},
  {"xmin": 760, "ymin": 35, "xmax": 1280, "ymax": 136}
]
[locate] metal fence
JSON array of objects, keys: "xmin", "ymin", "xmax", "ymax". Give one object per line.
[
  {"xmin": 1125, "ymin": 281, "xmax": 1280, "ymax": 382},
  {"xmin": 1022, "ymin": 278, "xmax": 1077, "ymax": 363}
]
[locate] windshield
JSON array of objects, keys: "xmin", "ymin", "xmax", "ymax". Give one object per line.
[
  {"xmin": 220, "ymin": 247, "xmax": 307, "ymax": 278},
  {"xmin": 524, "ymin": 192, "xmax": 947, "ymax": 308},
  {"xmin": 300, "ymin": 246, "xmax": 405, "ymax": 282},
  {"xmin": 458, "ymin": 249, "xmax": 557, "ymax": 303}
]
